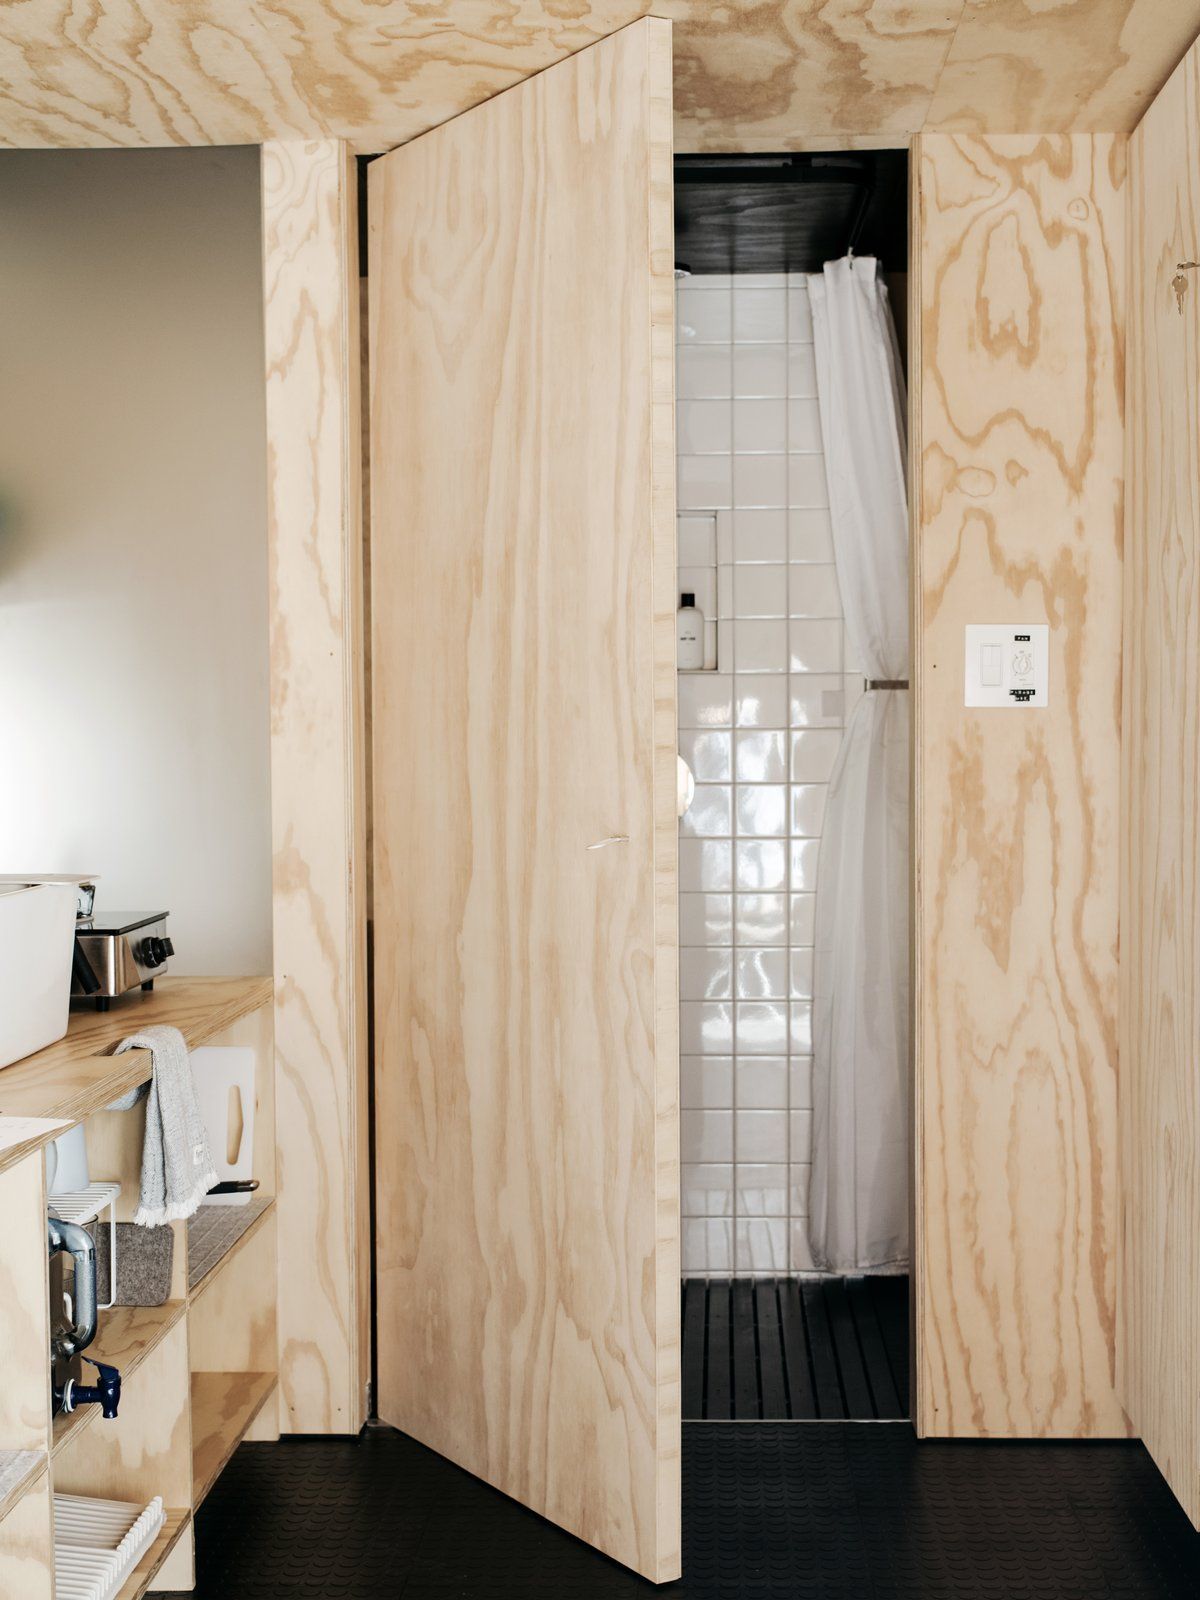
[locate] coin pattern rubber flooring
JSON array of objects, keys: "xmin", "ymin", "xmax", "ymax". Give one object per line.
[{"xmin": 149, "ymin": 1421, "xmax": 1200, "ymax": 1599}]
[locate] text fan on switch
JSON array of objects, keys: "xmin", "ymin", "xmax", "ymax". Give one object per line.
[{"xmin": 964, "ymin": 625, "xmax": 1049, "ymax": 708}]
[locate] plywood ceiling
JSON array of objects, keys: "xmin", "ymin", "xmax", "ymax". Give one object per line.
[{"xmin": 1, "ymin": 1, "xmax": 1196, "ymax": 153}]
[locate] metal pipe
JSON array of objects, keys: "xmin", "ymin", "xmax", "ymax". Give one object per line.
[{"xmin": 47, "ymin": 1215, "xmax": 97, "ymax": 1360}]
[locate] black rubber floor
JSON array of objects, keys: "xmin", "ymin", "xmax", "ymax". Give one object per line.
[
  {"xmin": 683, "ymin": 1275, "xmax": 908, "ymax": 1420},
  {"xmin": 151, "ymin": 1423, "xmax": 1200, "ymax": 1599}
]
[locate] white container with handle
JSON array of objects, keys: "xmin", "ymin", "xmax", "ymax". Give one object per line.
[
  {"xmin": 192, "ymin": 1046, "xmax": 257, "ymax": 1205},
  {"xmin": 0, "ymin": 881, "xmax": 79, "ymax": 1069}
]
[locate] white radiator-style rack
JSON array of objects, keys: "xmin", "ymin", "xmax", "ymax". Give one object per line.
[
  {"xmin": 53, "ymin": 1492, "xmax": 164, "ymax": 1600},
  {"xmin": 48, "ymin": 1181, "xmax": 121, "ymax": 1310},
  {"xmin": 47, "ymin": 1182, "xmax": 121, "ymax": 1228}
]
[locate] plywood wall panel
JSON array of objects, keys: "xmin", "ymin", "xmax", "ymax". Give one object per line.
[
  {"xmin": 1119, "ymin": 39, "xmax": 1200, "ymax": 1525},
  {"xmin": 926, "ymin": 1, "xmax": 1200, "ymax": 135},
  {"xmin": 0, "ymin": 2, "xmax": 1197, "ymax": 153},
  {"xmin": 54, "ymin": 1317, "xmax": 193, "ymax": 1508},
  {"xmin": 0, "ymin": 1470, "xmax": 53, "ymax": 1600},
  {"xmin": 262, "ymin": 138, "xmax": 370, "ymax": 1435},
  {"xmin": 369, "ymin": 19, "xmax": 679, "ymax": 1582},
  {"xmin": 664, "ymin": 0, "xmax": 958, "ymax": 152},
  {"xmin": 0, "ymin": 1156, "xmax": 51, "ymax": 1454},
  {"xmin": 913, "ymin": 133, "xmax": 1127, "ymax": 1438}
]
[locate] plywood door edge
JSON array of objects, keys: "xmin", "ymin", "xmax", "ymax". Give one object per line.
[
  {"xmin": 1115, "ymin": 116, "xmax": 1138, "ymax": 1425},
  {"xmin": 643, "ymin": 13, "xmax": 682, "ymax": 1586},
  {"xmin": 307, "ymin": 138, "xmax": 369, "ymax": 1429},
  {"xmin": 1117, "ymin": 56, "xmax": 1200, "ymax": 1517},
  {"xmin": 907, "ymin": 131, "xmax": 928, "ymax": 1440},
  {"xmin": 334, "ymin": 138, "xmax": 373, "ymax": 1432},
  {"xmin": 262, "ymin": 138, "xmax": 370, "ymax": 1433}
]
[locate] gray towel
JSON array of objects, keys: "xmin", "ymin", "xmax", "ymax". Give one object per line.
[{"xmin": 108, "ymin": 1025, "xmax": 218, "ymax": 1226}]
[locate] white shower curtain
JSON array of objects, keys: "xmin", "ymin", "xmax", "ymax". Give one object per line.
[{"xmin": 806, "ymin": 256, "xmax": 910, "ymax": 1272}]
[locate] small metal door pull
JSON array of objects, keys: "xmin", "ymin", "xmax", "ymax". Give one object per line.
[{"xmin": 1174, "ymin": 261, "xmax": 1199, "ymax": 314}]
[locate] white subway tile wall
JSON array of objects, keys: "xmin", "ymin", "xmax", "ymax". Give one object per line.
[{"xmin": 676, "ymin": 272, "xmax": 856, "ymax": 1276}]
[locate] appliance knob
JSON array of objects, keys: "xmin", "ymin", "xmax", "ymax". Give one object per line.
[
  {"xmin": 162, "ymin": 936, "xmax": 175, "ymax": 957},
  {"xmin": 142, "ymin": 935, "xmax": 167, "ymax": 969}
]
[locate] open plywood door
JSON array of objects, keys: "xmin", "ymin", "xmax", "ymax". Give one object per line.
[
  {"xmin": 1120, "ymin": 36, "xmax": 1200, "ymax": 1528},
  {"xmin": 368, "ymin": 18, "xmax": 680, "ymax": 1584}
]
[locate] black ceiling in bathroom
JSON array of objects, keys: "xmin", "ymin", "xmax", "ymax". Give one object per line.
[{"xmin": 674, "ymin": 151, "xmax": 908, "ymax": 277}]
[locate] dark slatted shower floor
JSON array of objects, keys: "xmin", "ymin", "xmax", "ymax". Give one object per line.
[{"xmin": 682, "ymin": 1275, "xmax": 908, "ymax": 1420}]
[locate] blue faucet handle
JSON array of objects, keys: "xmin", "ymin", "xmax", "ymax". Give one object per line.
[{"xmin": 79, "ymin": 1358, "xmax": 122, "ymax": 1419}]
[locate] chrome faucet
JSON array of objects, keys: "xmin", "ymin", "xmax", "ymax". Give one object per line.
[
  {"xmin": 47, "ymin": 1214, "xmax": 121, "ymax": 1418},
  {"xmin": 47, "ymin": 1215, "xmax": 97, "ymax": 1361}
]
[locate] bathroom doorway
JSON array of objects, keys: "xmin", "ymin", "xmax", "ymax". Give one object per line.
[{"xmin": 673, "ymin": 151, "xmax": 912, "ymax": 1422}]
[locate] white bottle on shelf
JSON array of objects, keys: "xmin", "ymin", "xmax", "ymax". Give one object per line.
[{"xmin": 677, "ymin": 592, "xmax": 704, "ymax": 671}]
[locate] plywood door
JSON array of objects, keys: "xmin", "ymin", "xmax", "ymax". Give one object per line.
[
  {"xmin": 1120, "ymin": 35, "xmax": 1200, "ymax": 1527},
  {"xmin": 369, "ymin": 18, "xmax": 679, "ymax": 1584}
]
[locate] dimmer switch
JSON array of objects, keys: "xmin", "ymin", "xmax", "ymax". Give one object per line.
[{"xmin": 964, "ymin": 624, "xmax": 1049, "ymax": 708}]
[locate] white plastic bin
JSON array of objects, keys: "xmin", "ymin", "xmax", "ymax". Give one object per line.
[{"xmin": 0, "ymin": 881, "xmax": 77, "ymax": 1069}]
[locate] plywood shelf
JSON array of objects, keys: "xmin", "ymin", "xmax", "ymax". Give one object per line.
[
  {"xmin": 0, "ymin": 977, "xmax": 273, "ymax": 1175},
  {"xmin": 53, "ymin": 1300, "xmax": 187, "ymax": 1457},
  {"xmin": 111, "ymin": 1506, "xmax": 190, "ymax": 1600},
  {"xmin": 0, "ymin": 978, "xmax": 276, "ymax": 1592},
  {"xmin": 0, "ymin": 1449, "xmax": 45, "ymax": 1522},
  {"xmin": 190, "ymin": 1371, "xmax": 277, "ymax": 1510},
  {"xmin": 187, "ymin": 1196, "xmax": 275, "ymax": 1296}
]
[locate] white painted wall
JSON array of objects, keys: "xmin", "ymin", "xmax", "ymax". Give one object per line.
[{"xmin": 0, "ymin": 148, "xmax": 272, "ymax": 975}]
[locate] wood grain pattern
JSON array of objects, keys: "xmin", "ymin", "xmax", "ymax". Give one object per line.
[
  {"xmin": 0, "ymin": 986, "xmax": 274, "ymax": 1582},
  {"xmin": 912, "ymin": 133, "xmax": 1127, "ymax": 1438},
  {"xmin": 190, "ymin": 1371, "xmax": 277, "ymax": 1508},
  {"xmin": 666, "ymin": 0, "xmax": 958, "ymax": 152},
  {"xmin": 0, "ymin": 1157, "xmax": 52, "ymax": 1454},
  {"xmin": 111, "ymin": 1507, "xmax": 190, "ymax": 1600},
  {"xmin": 0, "ymin": 1451, "xmax": 44, "ymax": 1520},
  {"xmin": 0, "ymin": 2, "xmax": 1195, "ymax": 153},
  {"xmin": 0, "ymin": 1055, "xmax": 150, "ymax": 1144},
  {"xmin": 51, "ymin": 1302, "xmax": 186, "ymax": 1458},
  {"xmin": 83, "ymin": 1098, "xmax": 191, "ymax": 1302},
  {"xmin": 189, "ymin": 1208, "xmax": 278, "ymax": 1375},
  {"xmin": 0, "ymin": 976, "xmax": 272, "ymax": 1153},
  {"xmin": 0, "ymin": 1117, "xmax": 74, "ymax": 1177},
  {"xmin": 369, "ymin": 18, "xmax": 679, "ymax": 1582},
  {"xmin": 147, "ymin": 1515, "xmax": 195, "ymax": 1594},
  {"xmin": 1119, "ymin": 36, "xmax": 1200, "ymax": 1526},
  {"xmin": 262, "ymin": 138, "xmax": 370, "ymax": 1437},
  {"xmin": 0, "ymin": 1466, "xmax": 53, "ymax": 1600},
  {"xmin": 199, "ymin": 996, "xmax": 277, "ymax": 1197},
  {"xmin": 927, "ymin": 0, "xmax": 1200, "ymax": 134},
  {"xmin": 187, "ymin": 1196, "xmax": 275, "ymax": 1295},
  {"xmin": 54, "ymin": 1316, "xmax": 193, "ymax": 1509},
  {"xmin": 82, "ymin": 997, "xmax": 273, "ymax": 1310}
]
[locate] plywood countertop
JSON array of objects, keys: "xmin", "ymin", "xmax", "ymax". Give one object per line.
[{"xmin": 0, "ymin": 977, "xmax": 273, "ymax": 1173}]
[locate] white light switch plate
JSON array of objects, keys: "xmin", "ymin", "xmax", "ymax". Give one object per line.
[{"xmin": 964, "ymin": 624, "xmax": 1049, "ymax": 708}]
